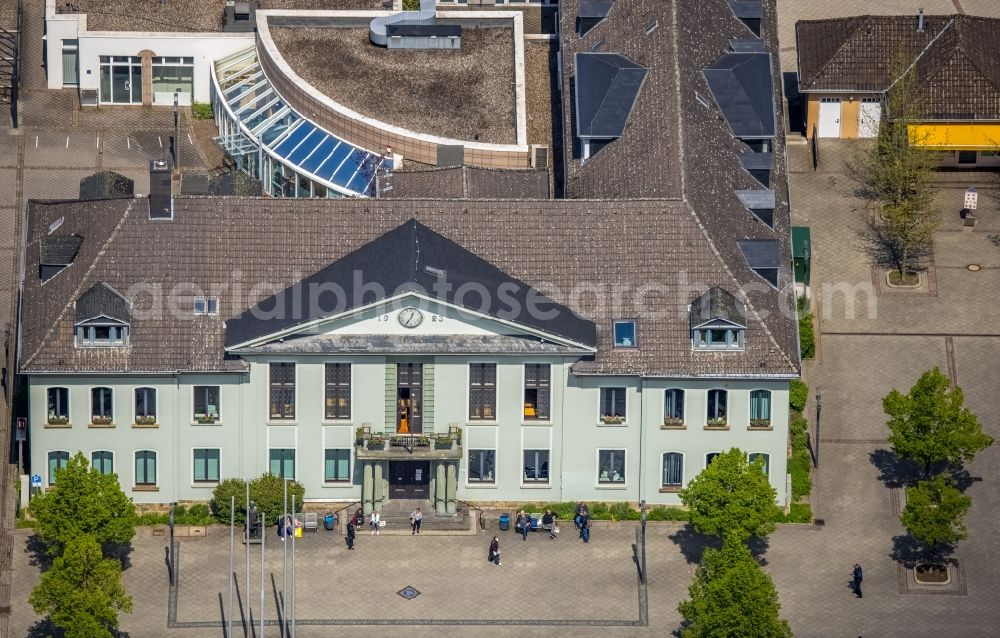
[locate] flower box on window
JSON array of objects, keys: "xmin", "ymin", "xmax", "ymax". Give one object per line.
[
  {"xmin": 434, "ymin": 435, "xmax": 453, "ymax": 450},
  {"xmin": 601, "ymin": 415, "xmax": 625, "ymax": 425},
  {"xmin": 367, "ymin": 436, "xmax": 385, "ymax": 450},
  {"xmin": 662, "ymin": 417, "xmax": 684, "ymax": 427},
  {"xmin": 91, "ymin": 415, "xmax": 113, "ymax": 425},
  {"xmin": 47, "ymin": 415, "xmax": 69, "ymax": 425},
  {"xmin": 196, "ymin": 415, "xmax": 217, "ymax": 425},
  {"xmin": 750, "ymin": 418, "xmax": 772, "ymax": 429},
  {"xmin": 706, "ymin": 417, "xmax": 728, "ymax": 428},
  {"xmin": 135, "ymin": 415, "xmax": 157, "ymax": 426}
]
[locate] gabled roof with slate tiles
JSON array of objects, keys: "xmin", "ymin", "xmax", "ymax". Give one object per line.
[
  {"xmin": 21, "ymin": 197, "xmax": 798, "ymax": 378},
  {"xmin": 574, "ymin": 53, "xmax": 649, "ymax": 139},
  {"xmin": 796, "ymin": 15, "xmax": 1000, "ymax": 119},
  {"xmin": 74, "ymin": 282, "xmax": 131, "ymax": 325},
  {"xmin": 39, "ymin": 235, "xmax": 83, "ymax": 266}
]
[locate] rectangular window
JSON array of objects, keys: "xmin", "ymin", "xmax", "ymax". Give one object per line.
[
  {"xmin": 600, "ymin": 388, "xmax": 627, "ymax": 422},
  {"xmin": 707, "ymin": 389, "xmax": 728, "ymax": 424},
  {"xmin": 523, "ymin": 449, "xmax": 549, "ymax": 483},
  {"xmin": 523, "ymin": 364, "xmax": 551, "ymax": 420},
  {"xmin": 193, "ymin": 386, "xmax": 221, "ymax": 422},
  {"xmin": 324, "ymin": 449, "xmax": 350, "ymax": 483},
  {"xmin": 749, "ymin": 452, "xmax": 770, "ymax": 477},
  {"xmin": 613, "ymin": 320, "xmax": 637, "ymax": 347},
  {"xmin": 469, "ymin": 363, "xmax": 497, "ymax": 420},
  {"xmin": 91, "ymin": 387, "xmax": 114, "ymax": 423},
  {"xmin": 61, "ymin": 39, "xmax": 79, "ymax": 86},
  {"xmin": 194, "ymin": 297, "xmax": 219, "ymax": 315},
  {"xmin": 324, "ymin": 363, "xmax": 352, "ymax": 420},
  {"xmin": 662, "ymin": 452, "xmax": 683, "ymax": 488},
  {"xmin": 193, "ymin": 449, "xmax": 221, "ymax": 483},
  {"xmin": 664, "ymin": 388, "xmax": 684, "ymax": 424},
  {"xmin": 468, "ymin": 449, "xmax": 496, "ymax": 483},
  {"xmin": 151, "ymin": 56, "xmax": 194, "ymax": 105},
  {"xmin": 269, "ymin": 363, "xmax": 296, "ymax": 420},
  {"xmin": 598, "ymin": 449, "xmax": 626, "ymax": 484},
  {"xmin": 269, "ymin": 448, "xmax": 295, "ymax": 479},
  {"xmin": 749, "ymin": 389, "xmax": 772, "ymax": 427},
  {"xmin": 134, "ymin": 387, "xmax": 157, "ymax": 423},
  {"xmin": 47, "ymin": 387, "xmax": 69, "ymax": 423},
  {"xmin": 135, "ymin": 450, "xmax": 157, "ymax": 486},
  {"xmin": 76, "ymin": 324, "xmax": 128, "ymax": 347},
  {"xmin": 91, "ymin": 451, "xmax": 114, "ymax": 475},
  {"xmin": 48, "ymin": 451, "xmax": 70, "ymax": 484}
]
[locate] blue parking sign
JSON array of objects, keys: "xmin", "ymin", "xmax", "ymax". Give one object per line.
[{"xmin": 31, "ymin": 474, "xmax": 41, "ymax": 487}]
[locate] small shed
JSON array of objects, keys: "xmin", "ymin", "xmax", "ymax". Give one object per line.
[{"xmin": 792, "ymin": 226, "xmax": 811, "ymax": 285}]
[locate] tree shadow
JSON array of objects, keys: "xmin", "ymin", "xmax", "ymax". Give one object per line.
[
  {"xmin": 667, "ymin": 524, "xmax": 720, "ymax": 565},
  {"xmin": 104, "ymin": 542, "xmax": 134, "ymax": 571},
  {"xmin": 747, "ymin": 535, "xmax": 771, "ymax": 566},
  {"xmin": 944, "ymin": 465, "xmax": 981, "ymax": 493},
  {"xmin": 25, "ymin": 534, "xmax": 52, "ymax": 572},
  {"xmin": 891, "ymin": 533, "xmax": 957, "ymax": 570},
  {"xmin": 26, "ymin": 618, "xmax": 59, "ymax": 638},
  {"xmin": 869, "ymin": 448, "xmax": 923, "ymax": 488}
]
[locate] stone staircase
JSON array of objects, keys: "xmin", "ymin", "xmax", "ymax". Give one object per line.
[{"xmin": 376, "ymin": 499, "xmax": 475, "ymax": 535}]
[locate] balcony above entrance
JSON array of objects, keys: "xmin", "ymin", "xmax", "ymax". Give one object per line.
[{"xmin": 355, "ymin": 425, "xmax": 462, "ymax": 461}]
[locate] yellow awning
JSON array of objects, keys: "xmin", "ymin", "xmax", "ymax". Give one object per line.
[{"xmin": 908, "ymin": 123, "xmax": 1000, "ymax": 150}]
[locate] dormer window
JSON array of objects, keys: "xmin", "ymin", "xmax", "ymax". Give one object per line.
[
  {"xmin": 690, "ymin": 287, "xmax": 747, "ymax": 351},
  {"xmin": 738, "ymin": 239, "xmax": 781, "ymax": 288},
  {"xmin": 73, "ymin": 282, "xmax": 131, "ymax": 348},
  {"xmin": 194, "ymin": 296, "xmax": 219, "ymax": 315},
  {"xmin": 613, "ymin": 320, "xmax": 637, "ymax": 348},
  {"xmin": 76, "ymin": 322, "xmax": 128, "ymax": 347}
]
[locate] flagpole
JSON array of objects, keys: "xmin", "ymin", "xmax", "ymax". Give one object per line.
[
  {"xmin": 260, "ymin": 513, "xmax": 266, "ymax": 638},
  {"xmin": 228, "ymin": 496, "xmax": 234, "ymax": 638},
  {"xmin": 283, "ymin": 479, "xmax": 288, "ymax": 636},
  {"xmin": 245, "ymin": 480, "xmax": 251, "ymax": 638},
  {"xmin": 290, "ymin": 494, "xmax": 296, "ymax": 638}
]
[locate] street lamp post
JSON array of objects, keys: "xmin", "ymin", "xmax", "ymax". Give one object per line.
[
  {"xmin": 639, "ymin": 500, "xmax": 647, "ymax": 584},
  {"xmin": 173, "ymin": 91, "xmax": 181, "ymax": 170}
]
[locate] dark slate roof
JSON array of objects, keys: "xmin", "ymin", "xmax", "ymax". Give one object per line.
[
  {"xmin": 796, "ymin": 15, "xmax": 1000, "ymax": 119},
  {"xmin": 735, "ymin": 189, "xmax": 775, "ymax": 209},
  {"xmin": 579, "ymin": 0, "xmax": 615, "ymax": 19},
  {"xmin": 74, "ymin": 282, "xmax": 131, "ymax": 324},
  {"xmin": 738, "ymin": 239, "xmax": 780, "ymax": 268},
  {"xmin": 233, "ymin": 334, "xmax": 590, "ymax": 355},
  {"xmin": 574, "ymin": 53, "xmax": 649, "ymax": 139},
  {"xmin": 728, "ymin": 1, "xmax": 762, "ymax": 19},
  {"xmin": 690, "ymin": 287, "xmax": 746, "ymax": 328},
  {"xmin": 738, "ymin": 152, "xmax": 772, "ymax": 170},
  {"xmin": 730, "ymin": 39, "xmax": 766, "ymax": 52},
  {"xmin": 21, "ymin": 197, "xmax": 798, "ymax": 377},
  {"xmin": 226, "ymin": 219, "xmax": 597, "ymax": 349},
  {"xmin": 703, "ymin": 52, "xmax": 776, "ymax": 138},
  {"xmin": 39, "ymin": 235, "xmax": 83, "ymax": 266},
  {"xmin": 382, "ymin": 166, "xmax": 550, "ymax": 199}
]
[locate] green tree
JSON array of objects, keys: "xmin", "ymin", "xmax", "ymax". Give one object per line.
[
  {"xmin": 884, "ymin": 368, "xmax": 993, "ymax": 479},
  {"xmin": 680, "ymin": 448, "xmax": 779, "ymax": 542},
  {"xmin": 678, "ymin": 539, "xmax": 792, "ymax": 638},
  {"xmin": 211, "ymin": 474, "xmax": 306, "ymax": 525},
  {"xmin": 901, "ymin": 475, "xmax": 972, "ymax": 558},
  {"xmin": 29, "ymin": 535, "xmax": 133, "ymax": 638},
  {"xmin": 30, "ymin": 452, "xmax": 135, "ymax": 555},
  {"xmin": 851, "ymin": 52, "xmax": 941, "ymax": 279}
]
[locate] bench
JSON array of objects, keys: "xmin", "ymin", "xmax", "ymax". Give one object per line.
[{"xmin": 298, "ymin": 512, "xmax": 318, "ymax": 532}]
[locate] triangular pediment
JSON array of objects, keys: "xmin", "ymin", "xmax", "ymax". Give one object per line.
[{"xmin": 225, "ymin": 220, "xmax": 596, "ymax": 351}]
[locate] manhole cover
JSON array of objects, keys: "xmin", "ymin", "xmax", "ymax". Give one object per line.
[
  {"xmin": 967, "ymin": 264, "xmax": 982, "ymax": 272},
  {"xmin": 397, "ymin": 586, "xmax": 421, "ymax": 600}
]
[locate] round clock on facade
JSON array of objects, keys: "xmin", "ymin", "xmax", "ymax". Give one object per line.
[{"xmin": 397, "ymin": 307, "xmax": 424, "ymax": 328}]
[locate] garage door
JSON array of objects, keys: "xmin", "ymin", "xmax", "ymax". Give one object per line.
[
  {"xmin": 817, "ymin": 97, "xmax": 841, "ymax": 138},
  {"xmin": 858, "ymin": 98, "xmax": 881, "ymax": 138}
]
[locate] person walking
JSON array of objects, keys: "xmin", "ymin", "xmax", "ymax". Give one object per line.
[
  {"xmin": 370, "ymin": 510, "xmax": 381, "ymax": 536},
  {"xmin": 515, "ymin": 510, "xmax": 530, "ymax": 541},
  {"xmin": 852, "ymin": 563, "xmax": 863, "ymax": 598},
  {"xmin": 580, "ymin": 514, "xmax": 591, "ymax": 543},
  {"xmin": 542, "ymin": 509, "xmax": 557, "ymax": 540},
  {"xmin": 410, "ymin": 507, "xmax": 423, "ymax": 535},
  {"xmin": 574, "ymin": 502, "xmax": 587, "ymax": 529},
  {"xmin": 345, "ymin": 520, "xmax": 356, "ymax": 550},
  {"xmin": 488, "ymin": 536, "xmax": 501, "ymax": 566}
]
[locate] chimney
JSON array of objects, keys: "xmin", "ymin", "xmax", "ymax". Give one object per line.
[
  {"xmin": 148, "ymin": 159, "xmax": 174, "ymax": 220},
  {"xmin": 917, "ymin": 9, "xmax": 925, "ymax": 32}
]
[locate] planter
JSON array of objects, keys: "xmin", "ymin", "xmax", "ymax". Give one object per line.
[
  {"xmin": 90, "ymin": 416, "xmax": 114, "ymax": 425},
  {"xmin": 914, "ymin": 563, "xmax": 950, "ymax": 585},
  {"xmin": 885, "ymin": 270, "xmax": 921, "ymax": 288},
  {"xmin": 662, "ymin": 418, "xmax": 684, "ymax": 427},
  {"xmin": 601, "ymin": 416, "xmax": 625, "ymax": 425},
  {"xmin": 135, "ymin": 416, "xmax": 157, "ymax": 426},
  {"xmin": 706, "ymin": 419, "xmax": 728, "ymax": 428},
  {"xmin": 368, "ymin": 439, "xmax": 385, "ymax": 451},
  {"xmin": 750, "ymin": 419, "xmax": 772, "ymax": 429},
  {"xmin": 196, "ymin": 415, "xmax": 217, "ymax": 425},
  {"xmin": 47, "ymin": 416, "xmax": 69, "ymax": 426},
  {"xmin": 434, "ymin": 439, "xmax": 454, "ymax": 450}
]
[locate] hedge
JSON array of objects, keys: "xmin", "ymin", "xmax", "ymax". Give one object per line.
[
  {"xmin": 789, "ymin": 379, "xmax": 808, "ymax": 413},
  {"xmin": 797, "ymin": 297, "xmax": 815, "ymax": 359},
  {"xmin": 789, "ymin": 417, "xmax": 813, "ymax": 500}
]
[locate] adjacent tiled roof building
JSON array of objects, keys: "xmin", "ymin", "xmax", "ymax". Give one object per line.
[{"xmin": 796, "ymin": 14, "xmax": 1000, "ymax": 119}]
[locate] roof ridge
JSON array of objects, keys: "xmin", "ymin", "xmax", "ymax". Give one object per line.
[
  {"xmin": 668, "ymin": 0, "xmax": 687, "ymax": 197},
  {"xmin": 948, "ymin": 19, "xmax": 1000, "ymax": 91},
  {"xmin": 682, "ymin": 200, "xmax": 798, "ymax": 373},
  {"xmin": 887, "ymin": 16, "xmax": 956, "ymax": 95},
  {"xmin": 20, "ymin": 199, "xmax": 138, "ymax": 369}
]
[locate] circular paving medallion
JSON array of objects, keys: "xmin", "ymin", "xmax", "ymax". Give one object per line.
[{"xmin": 967, "ymin": 264, "xmax": 982, "ymax": 272}]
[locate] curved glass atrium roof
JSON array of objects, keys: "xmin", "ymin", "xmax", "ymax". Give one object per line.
[{"xmin": 214, "ymin": 48, "xmax": 390, "ymax": 197}]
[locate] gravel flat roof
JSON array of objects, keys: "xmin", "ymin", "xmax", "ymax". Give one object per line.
[{"xmin": 271, "ymin": 26, "xmax": 518, "ymax": 145}]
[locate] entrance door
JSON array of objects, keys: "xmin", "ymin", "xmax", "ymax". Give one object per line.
[
  {"xmin": 858, "ymin": 98, "xmax": 881, "ymax": 138},
  {"xmin": 396, "ymin": 363, "xmax": 423, "ymax": 434},
  {"xmin": 389, "ymin": 461, "xmax": 430, "ymax": 499},
  {"xmin": 817, "ymin": 97, "xmax": 841, "ymax": 138}
]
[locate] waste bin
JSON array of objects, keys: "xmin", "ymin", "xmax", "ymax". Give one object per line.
[
  {"xmin": 498, "ymin": 513, "xmax": 510, "ymax": 531},
  {"xmin": 324, "ymin": 513, "xmax": 335, "ymax": 531}
]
